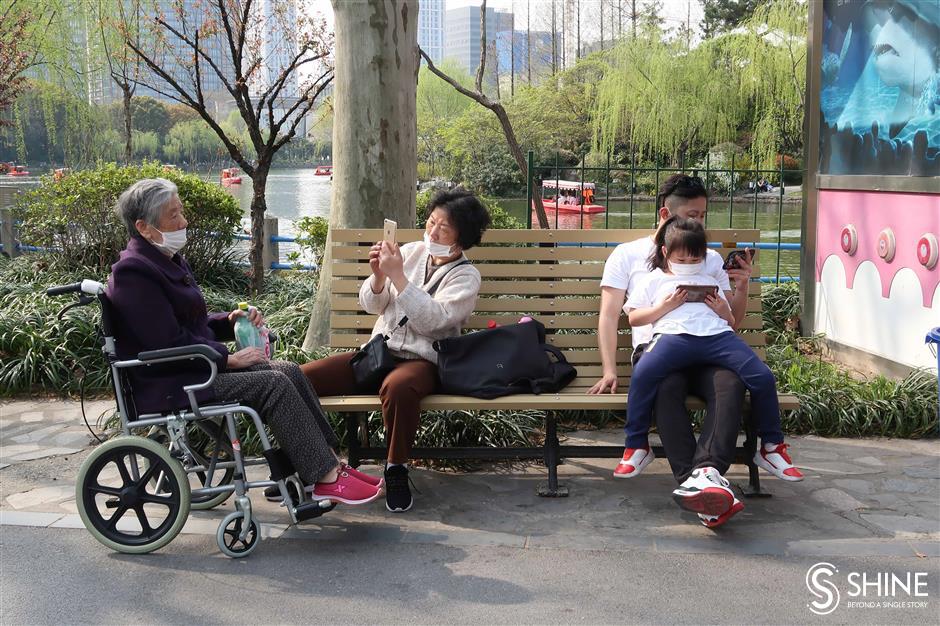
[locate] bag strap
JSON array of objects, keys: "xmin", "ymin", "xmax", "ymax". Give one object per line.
[{"xmin": 426, "ymin": 260, "xmax": 471, "ymax": 297}]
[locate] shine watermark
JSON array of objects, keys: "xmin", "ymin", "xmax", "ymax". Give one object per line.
[{"xmin": 806, "ymin": 562, "xmax": 931, "ymax": 615}]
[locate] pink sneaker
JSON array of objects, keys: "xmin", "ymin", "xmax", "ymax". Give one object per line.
[
  {"xmin": 340, "ymin": 463, "xmax": 383, "ymax": 488},
  {"xmin": 309, "ymin": 469, "xmax": 382, "ymax": 505},
  {"xmin": 754, "ymin": 442, "xmax": 804, "ymax": 481},
  {"xmin": 613, "ymin": 446, "xmax": 654, "ymax": 479}
]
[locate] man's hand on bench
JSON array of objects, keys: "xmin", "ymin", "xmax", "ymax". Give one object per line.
[{"xmin": 588, "ymin": 373, "xmax": 619, "ymax": 394}]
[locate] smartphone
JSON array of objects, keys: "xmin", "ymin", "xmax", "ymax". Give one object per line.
[
  {"xmin": 383, "ymin": 219, "xmax": 397, "ymax": 243},
  {"xmin": 723, "ymin": 248, "xmax": 755, "ymax": 270},
  {"xmin": 677, "ymin": 284, "xmax": 718, "ymax": 303}
]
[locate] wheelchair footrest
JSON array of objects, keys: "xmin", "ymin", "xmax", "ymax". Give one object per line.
[{"xmin": 294, "ymin": 501, "xmax": 335, "ymax": 522}]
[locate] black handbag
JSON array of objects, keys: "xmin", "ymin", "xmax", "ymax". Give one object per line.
[
  {"xmin": 432, "ymin": 319, "xmax": 578, "ymax": 399},
  {"xmin": 350, "ymin": 316, "xmax": 407, "ymax": 392}
]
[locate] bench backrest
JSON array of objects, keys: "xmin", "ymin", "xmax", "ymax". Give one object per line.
[{"xmin": 330, "ymin": 228, "xmax": 765, "ymax": 393}]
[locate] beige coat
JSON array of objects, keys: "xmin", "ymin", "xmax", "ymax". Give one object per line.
[{"xmin": 358, "ymin": 241, "xmax": 482, "ymax": 364}]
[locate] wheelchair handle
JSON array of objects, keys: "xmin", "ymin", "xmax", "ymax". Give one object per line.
[{"xmin": 46, "ymin": 280, "xmax": 106, "ymax": 297}]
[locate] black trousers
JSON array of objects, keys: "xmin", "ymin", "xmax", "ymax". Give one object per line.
[{"xmin": 654, "ymin": 366, "xmax": 746, "ymax": 483}]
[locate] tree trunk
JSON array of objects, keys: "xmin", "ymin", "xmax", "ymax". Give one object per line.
[
  {"xmin": 248, "ymin": 164, "xmax": 270, "ymax": 294},
  {"xmin": 123, "ymin": 87, "xmax": 133, "ymax": 164},
  {"xmin": 304, "ymin": 0, "xmax": 418, "ymax": 350}
]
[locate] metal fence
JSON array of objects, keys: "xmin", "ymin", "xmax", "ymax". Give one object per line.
[{"xmin": 525, "ymin": 151, "xmax": 803, "ymax": 283}]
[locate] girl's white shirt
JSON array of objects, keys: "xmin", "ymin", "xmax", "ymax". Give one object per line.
[{"xmin": 625, "ymin": 268, "xmax": 734, "ymax": 337}]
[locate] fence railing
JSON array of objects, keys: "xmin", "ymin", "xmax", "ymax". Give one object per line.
[
  {"xmin": 525, "ymin": 150, "xmax": 802, "ymax": 283},
  {"xmin": 0, "ymin": 207, "xmax": 316, "ymax": 271}
]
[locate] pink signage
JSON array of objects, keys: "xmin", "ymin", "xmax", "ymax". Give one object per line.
[{"xmin": 815, "ymin": 189, "xmax": 940, "ymax": 307}]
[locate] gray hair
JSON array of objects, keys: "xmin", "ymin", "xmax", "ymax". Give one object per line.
[{"xmin": 115, "ymin": 178, "xmax": 179, "ymax": 237}]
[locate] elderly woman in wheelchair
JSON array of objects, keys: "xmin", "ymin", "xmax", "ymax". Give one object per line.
[{"xmin": 53, "ymin": 178, "xmax": 382, "ymax": 557}]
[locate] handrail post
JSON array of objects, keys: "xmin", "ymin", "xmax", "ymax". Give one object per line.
[
  {"xmin": 0, "ymin": 207, "xmax": 19, "ymax": 259},
  {"xmin": 526, "ymin": 150, "xmax": 534, "ymax": 230},
  {"xmin": 262, "ymin": 216, "xmax": 278, "ymax": 270}
]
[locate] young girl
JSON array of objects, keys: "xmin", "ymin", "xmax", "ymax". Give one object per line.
[{"xmin": 623, "ymin": 216, "xmax": 803, "ymax": 493}]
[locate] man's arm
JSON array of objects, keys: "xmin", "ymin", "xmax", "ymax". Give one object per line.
[
  {"xmin": 726, "ymin": 251, "xmax": 754, "ymax": 328},
  {"xmin": 588, "ymin": 286, "xmax": 625, "ymax": 394}
]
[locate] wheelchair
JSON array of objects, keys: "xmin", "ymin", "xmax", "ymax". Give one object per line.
[{"xmin": 47, "ymin": 280, "xmax": 335, "ymax": 557}]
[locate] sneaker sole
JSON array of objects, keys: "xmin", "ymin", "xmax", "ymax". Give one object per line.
[
  {"xmin": 310, "ymin": 491, "xmax": 382, "ymax": 505},
  {"xmin": 386, "ymin": 499, "xmax": 413, "ymax": 513},
  {"xmin": 612, "ymin": 452, "xmax": 654, "ymax": 479},
  {"xmin": 754, "ymin": 455, "xmax": 804, "ymax": 482},
  {"xmin": 700, "ymin": 500, "xmax": 745, "ymax": 528},
  {"xmin": 672, "ymin": 487, "xmax": 734, "ymax": 516}
]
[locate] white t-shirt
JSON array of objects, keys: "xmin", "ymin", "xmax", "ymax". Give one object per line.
[
  {"xmin": 600, "ymin": 236, "xmax": 731, "ymax": 345},
  {"xmin": 625, "ymin": 268, "xmax": 734, "ymax": 337}
]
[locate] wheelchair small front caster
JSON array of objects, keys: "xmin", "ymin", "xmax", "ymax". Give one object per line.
[{"xmin": 216, "ymin": 511, "xmax": 259, "ymax": 558}]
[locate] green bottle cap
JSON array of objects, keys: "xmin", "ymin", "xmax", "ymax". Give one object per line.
[{"xmin": 238, "ymin": 302, "xmax": 249, "ymax": 310}]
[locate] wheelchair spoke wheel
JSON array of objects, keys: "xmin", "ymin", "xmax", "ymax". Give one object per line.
[
  {"xmin": 216, "ymin": 511, "xmax": 259, "ymax": 558},
  {"xmin": 77, "ymin": 436, "xmax": 190, "ymax": 554}
]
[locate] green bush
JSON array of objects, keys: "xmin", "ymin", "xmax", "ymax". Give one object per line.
[{"xmin": 14, "ymin": 162, "xmax": 243, "ymax": 280}]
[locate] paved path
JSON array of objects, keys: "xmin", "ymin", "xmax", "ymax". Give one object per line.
[{"xmin": 1, "ymin": 398, "xmax": 938, "ymax": 623}]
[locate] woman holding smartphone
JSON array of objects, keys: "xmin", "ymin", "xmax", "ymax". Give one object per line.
[{"xmin": 301, "ymin": 190, "xmax": 491, "ymax": 512}]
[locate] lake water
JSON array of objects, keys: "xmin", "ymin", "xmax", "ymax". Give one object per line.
[
  {"xmin": 222, "ymin": 168, "xmax": 803, "ymax": 279},
  {"xmin": 3, "ymin": 167, "xmax": 803, "ymax": 278}
]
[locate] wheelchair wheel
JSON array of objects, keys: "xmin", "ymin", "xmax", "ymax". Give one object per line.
[
  {"xmin": 76, "ymin": 436, "xmax": 191, "ymax": 554},
  {"xmin": 216, "ymin": 511, "xmax": 259, "ymax": 558},
  {"xmin": 147, "ymin": 424, "xmax": 234, "ymax": 510}
]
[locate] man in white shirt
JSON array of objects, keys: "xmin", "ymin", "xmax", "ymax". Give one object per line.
[{"xmin": 588, "ymin": 174, "xmax": 754, "ymax": 527}]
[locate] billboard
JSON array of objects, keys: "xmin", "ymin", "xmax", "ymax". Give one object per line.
[{"xmin": 819, "ymin": 0, "xmax": 940, "ymax": 176}]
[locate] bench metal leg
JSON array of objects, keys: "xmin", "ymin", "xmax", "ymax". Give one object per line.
[
  {"xmin": 344, "ymin": 413, "xmax": 361, "ymax": 468},
  {"xmin": 740, "ymin": 411, "xmax": 771, "ymax": 498},
  {"xmin": 538, "ymin": 414, "xmax": 568, "ymax": 497}
]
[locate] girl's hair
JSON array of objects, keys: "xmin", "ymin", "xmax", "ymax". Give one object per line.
[{"xmin": 647, "ymin": 215, "xmax": 708, "ymax": 271}]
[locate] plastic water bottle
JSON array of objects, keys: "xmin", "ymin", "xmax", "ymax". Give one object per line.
[{"xmin": 234, "ymin": 302, "xmax": 270, "ymax": 357}]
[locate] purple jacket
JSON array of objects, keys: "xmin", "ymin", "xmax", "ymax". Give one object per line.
[{"xmin": 107, "ymin": 236, "xmax": 233, "ymax": 414}]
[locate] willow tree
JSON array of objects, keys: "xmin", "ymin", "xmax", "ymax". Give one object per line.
[
  {"xmin": 122, "ymin": 0, "xmax": 333, "ymax": 293},
  {"xmin": 303, "ymin": 0, "xmax": 419, "ymax": 349},
  {"xmin": 593, "ymin": 0, "xmax": 807, "ymax": 169}
]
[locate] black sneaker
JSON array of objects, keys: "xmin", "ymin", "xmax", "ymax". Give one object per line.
[
  {"xmin": 264, "ymin": 485, "xmax": 280, "ymax": 502},
  {"xmin": 384, "ymin": 465, "xmax": 412, "ymax": 512}
]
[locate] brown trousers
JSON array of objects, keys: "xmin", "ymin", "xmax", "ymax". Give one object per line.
[{"xmin": 300, "ymin": 352, "xmax": 438, "ymax": 464}]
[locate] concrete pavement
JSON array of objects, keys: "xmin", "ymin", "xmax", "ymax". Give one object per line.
[{"xmin": 1, "ymin": 398, "xmax": 939, "ymax": 623}]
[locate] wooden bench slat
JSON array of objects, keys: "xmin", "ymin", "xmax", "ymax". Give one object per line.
[
  {"xmin": 331, "ymin": 228, "xmax": 761, "ymax": 244},
  {"xmin": 330, "ymin": 313, "xmax": 765, "ymax": 332},
  {"xmin": 330, "ymin": 295, "xmax": 764, "ymax": 314},
  {"xmin": 319, "ymin": 392, "xmax": 800, "ymax": 412}
]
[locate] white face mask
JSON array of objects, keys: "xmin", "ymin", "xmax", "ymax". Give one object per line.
[
  {"xmin": 424, "ymin": 231, "xmax": 455, "ymax": 258},
  {"xmin": 669, "ymin": 261, "xmax": 703, "ymax": 276},
  {"xmin": 151, "ymin": 227, "xmax": 187, "ymax": 255}
]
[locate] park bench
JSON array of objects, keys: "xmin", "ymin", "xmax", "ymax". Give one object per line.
[{"xmin": 318, "ymin": 228, "xmax": 800, "ymax": 497}]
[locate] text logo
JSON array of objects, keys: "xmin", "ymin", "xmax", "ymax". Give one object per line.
[{"xmin": 807, "ymin": 562, "xmax": 841, "ymax": 616}]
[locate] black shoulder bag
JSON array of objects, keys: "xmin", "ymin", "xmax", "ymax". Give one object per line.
[{"xmin": 432, "ymin": 319, "xmax": 578, "ymax": 399}]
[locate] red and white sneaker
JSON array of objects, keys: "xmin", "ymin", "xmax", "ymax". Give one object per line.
[
  {"xmin": 613, "ymin": 446, "xmax": 654, "ymax": 479},
  {"xmin": 672, "ymin": 467, "xmax": 735, "ymax": 516},
  {"xmin": 308, "ymin": 469, "xmax": 382, "ymax": 505},
  {"xmin": 698, "ymin": 498, "xmax": 745, "ymax": 529},
  {"xmin": 340, "ymin": 463, "xmax": 384, "ymax": 488},
  {"xmin": 754, "ymin": 442, "xmax": 804, "ymax": 481}
]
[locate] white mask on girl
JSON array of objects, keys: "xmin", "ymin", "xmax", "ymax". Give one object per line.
[
  {"xmin": 669, "ymin": 261, "xmax": 703, "ymax": 276},
  {"xmin": 151, "ymin": 228, "xmax": 188, "ymax": 256},
  {"xmin": 424, "ymin": 231, "xmax": 455, "ymax": 258}
]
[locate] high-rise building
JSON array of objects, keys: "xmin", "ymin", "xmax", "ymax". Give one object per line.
[
  {"xmin": 443, "ymin": 5, "xmax": 513, "ymax": 78},
  {"xmin": 418, "ymin": 0, "xmax": 444, "ymax": 64},
  {"xmin": 87, "ymin": 0, "xmax": 234, "ymax": 106}
]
